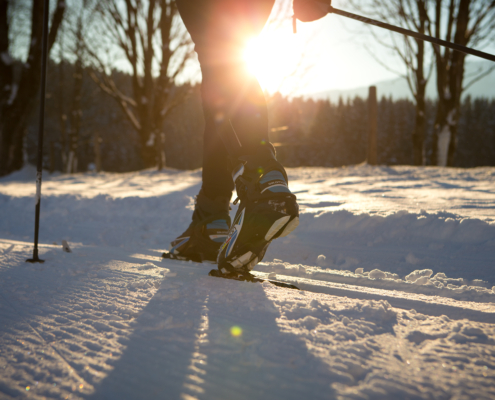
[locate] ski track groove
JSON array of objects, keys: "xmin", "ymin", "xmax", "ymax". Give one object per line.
[
  {"xmin": 1, "ymin": 166, "xmax": 495, "ymax": 399},
  {"xmin": 0, "ymin": 247, "xmax": 161, "ymax": 399},
  {"xmin": 250, "ymin": 272, "xmax": 495, "ymax": 323},
  {"xmin": 0, "ymin": 290, "xmax": 89, "ymax": 393},
  {"xmin": 0, "ymin": 247, "xmax": 495, "ymax": 399}
]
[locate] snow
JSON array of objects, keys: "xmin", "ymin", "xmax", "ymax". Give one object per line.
[
  {"xmin": 437, "ymin": 110, "xmax": 457, "ymax": 167},
  {"xmin": 1, "ymin": 164, "xmax": 494, "ymax": 399}
]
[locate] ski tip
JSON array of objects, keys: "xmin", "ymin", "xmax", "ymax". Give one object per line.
[
  {"xmin": 267, "ymin": 280, "xmax": 300, "ymax": 290},
  {"xmin": 208, "ymin": 268, "xmax": 299, "ymax": 290}
]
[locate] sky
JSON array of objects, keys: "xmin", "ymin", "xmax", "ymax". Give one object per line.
[
  {"xmin": 10, "ymin": 0, "xmax": 495, "ymax": 98},
  {"xmin": 245, "ymin": 0, "xmax": 495, "ymax": 97},
  {"xmin": 252, "ymin": 4, "xmax": 402, "ymax": 95},
  {"xmin": 180, "ymin": 0, "xmax": 405, "ymax": 96}
]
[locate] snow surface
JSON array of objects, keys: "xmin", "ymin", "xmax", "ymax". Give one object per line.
[{"xmin": 1, "ymin": 164, "xmax": 495, "ymax": 399}]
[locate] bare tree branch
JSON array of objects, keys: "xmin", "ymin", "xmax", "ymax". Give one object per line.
[{"xmin": 84, "ymin": 0, "xmax": 194, "ymax": 168}]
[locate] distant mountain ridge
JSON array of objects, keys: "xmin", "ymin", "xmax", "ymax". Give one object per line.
[{"xmin": 308, "ymin": 61, "xmax": 495, "ymax": 102}]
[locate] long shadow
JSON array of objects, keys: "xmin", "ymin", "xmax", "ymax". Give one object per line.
[
  {"xmin": 195, "ymin": 280, "xmax": 342, "ymax": 400},
  {"xmin": 85, "ymin": 268, "xmax": 343, "ymax": 400},
  {"xmin": 84, "ymin": 265, "xmax": 207, "ymax": 399},
  {"xmin": 0, "ymin": 241, "xmax": 202, "ymax": 399},
  {"xmin": 0, "ymin": 241, "xmax": 401, "ymax": 400}
]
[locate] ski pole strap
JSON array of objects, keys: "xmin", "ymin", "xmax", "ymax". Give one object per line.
[{"xmin": 327, "ymin": 6, "xmax": 495, "ymax": 63}]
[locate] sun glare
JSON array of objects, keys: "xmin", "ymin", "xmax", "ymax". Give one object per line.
[{"xmin": 243, "ymin": 30, "xmax": 305, "ymax": 94}]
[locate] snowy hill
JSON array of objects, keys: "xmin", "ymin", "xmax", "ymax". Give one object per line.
[
  {"xmin": 310, "ymin": 61, "xmax": 495, "ymax": 101},
  {"xmin": 1, "ymin": 165, "xmax": 494, "ymax": 399}
]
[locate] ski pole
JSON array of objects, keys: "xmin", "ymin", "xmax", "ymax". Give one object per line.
[
  {"xmin": 326, "ymin": 3, "xmax": 495, "ymax": 63},
  {"xmin": 27, "ymin": 0, "xmax": 50, "ymax": 264}
]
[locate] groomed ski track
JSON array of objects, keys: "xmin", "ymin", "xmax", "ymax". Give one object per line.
[
  {"xmin": 1, "ymin": 240, "xmax": 494, "ymax": 399},
  {"xmin": 1, "ymin": 165, "xmax": 495, "ymax": 399},
  {"xmin": 154, "ymin": 249, "xmax": 495, "ymax": 322},
  {"xmin": 34, "ymin": 241, "xmax": 493, "ymax": 322}
]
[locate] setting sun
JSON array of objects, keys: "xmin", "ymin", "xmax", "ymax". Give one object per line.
[{"xmin": 243, "ymin": 30, "xmax": 307, "ymax": 94}]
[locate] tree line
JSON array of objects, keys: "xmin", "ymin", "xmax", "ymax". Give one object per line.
[
  {"xmin": 1, "ymin": 0, "xmax": 494, "ymax": 177},
  {"xmin": 21, "ymin": 63, "xmax": 495, "ymax": 172},
  {"xmin": 270, "ymin": 94, "xmax": 495, "ymax": 168}
]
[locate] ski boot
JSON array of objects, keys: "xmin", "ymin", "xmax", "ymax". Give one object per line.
[
  {"xmin": 167, "ymin": 190, "xmax": 231, "ymax": 263},
  {"xmin": 216, "ymin": 148, "xmax": 299, "ymax": 276}
]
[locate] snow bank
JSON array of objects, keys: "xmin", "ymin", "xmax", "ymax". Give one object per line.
[
  {"xmin": 257, "ymin": 261, "xmax": 495, "ymax": 303},
  {"xmin": 298, "ymin": 209, "xmax": 495, "ymax": 244}
]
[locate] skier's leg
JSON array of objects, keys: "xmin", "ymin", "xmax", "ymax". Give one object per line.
[
  {"xmin": 177, "ymin": 0, "xmax": 274, "ymax": 171},
  {"xmin": 169, "ymin": 0, "xmax": 243, "ymax": 260},
  {"xmin": 172, "ymin": 0, "xmax": 299, "ymax": 268}
]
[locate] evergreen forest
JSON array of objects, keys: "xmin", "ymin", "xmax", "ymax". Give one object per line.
[
  {"xmin": 22, "ymin": 63, "xmax": 495, "ymax": 173},
  {"xmin": 2, "ymin": 1, "xmax": 494, "ymax": 176}
]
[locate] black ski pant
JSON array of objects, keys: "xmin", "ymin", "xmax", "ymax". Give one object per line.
[{"xmin": 176, "ymin": 0, "xmax": 275, "ymax": 200}]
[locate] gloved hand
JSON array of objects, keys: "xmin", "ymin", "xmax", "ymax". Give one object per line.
[{"xmin": 293, "ymin": 0, "xmax": 330, "ymax": 22}]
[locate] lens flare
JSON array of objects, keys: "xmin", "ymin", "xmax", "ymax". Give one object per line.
[
  {"xmin": 230, "ymin": 326, "xmax": 243, "ymax": 337},
  {"xmin": 243, "ymin": 30, "xmax": 304, "ymax": 94}
]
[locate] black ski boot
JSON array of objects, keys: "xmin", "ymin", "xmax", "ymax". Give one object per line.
[
  {"xmin": 167, "ymin": 190, "xmax": 231, "ymax": 263},
  {"xmin": 216, "ymin": 148, "xmax": 299, "ymax": 276}
]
